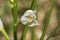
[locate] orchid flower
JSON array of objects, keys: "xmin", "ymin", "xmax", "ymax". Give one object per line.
[{"xmin": 20, "ymin": 10, "xmax": 39, "ymax": 27}]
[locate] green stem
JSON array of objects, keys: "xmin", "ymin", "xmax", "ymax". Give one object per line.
[
  {"xmin": 30, "ymin": 27, "xmax": 35, "ymax": 40},
  {"xmin": 40, "ymin": 0, "xmax": 54, "ymax": 40},
  {"xmin": 30, "ymin": 0, "xmax": 36, "ymax": 40},
  {"xmin": 9, "ymin": 0, "xmax": 18, "ymax": 40},
  {"xmin": 1, "ymin": 28, "xmax": 9, "ymax": 40},
  {"xmin": 13, "ymin": 27, "xmax": 17, "ymax": 40},
  {"xmin": 11, "ymin": 0, "xmax": 18, "ymax": 23},
  {"xmin": 30, "ymin": 0, "xmax": 36, "ymax": 10},
  {"xmin": 21, "ymin": 24, "xmax": 29, "ymax": 40}
]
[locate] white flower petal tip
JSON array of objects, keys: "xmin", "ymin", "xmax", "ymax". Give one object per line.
[
  {"xmin": 0, "ymin": 19, "xmax": 3, "ymax": 30},
  {"xmin": 29, "ymin": 20, "xmax": 39, "ymax": 27},
  {"xmin": 25, "ymin": 10, "xmax": 35, "ymax": 13},
  {"xmin": 24, "ymin": 10, "xmax": 36, "ymax": 16},
  {"xmin": 20, "ymin": 10, "xmax": 39, "ymax": 27}
]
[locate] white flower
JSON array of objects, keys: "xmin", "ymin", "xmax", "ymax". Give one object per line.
[
  {"xmin": 0, "ymin": 19, "xmax": 3, "ymax": 31},
  {"xmin": 20, "ymin": 10, "xmax": 39, "ymax": 27}
]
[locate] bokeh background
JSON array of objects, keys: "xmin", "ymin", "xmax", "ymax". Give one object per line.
[{"xmin": 0, "ymin": 0, "xmax": 60, "ymax": 40}]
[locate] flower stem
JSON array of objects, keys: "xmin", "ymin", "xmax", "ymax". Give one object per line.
[
  {"xmin": 40, "ymin": 0, "xmax": 54, "ymax": 40},
  {"xmin": 30, "ymin": 27, "xmax": 35, "ymax": 40},
  {"xmin": 30, "ymin": 0, "xmax": 36, "ymax": 10},
  {"xmin": 10, "ymin": 0, "xmax": 18, "ymax": 40},
  {"xmin": 13, "ymin": 26, "xmax": 17, "ymax": 40},
  {"xmin": 30, "ymin": 0, "xmax": 36, "ymax": 40},
  {"xmin": 1, "ymin": 28, "xmax": 9, "ymax": 40},
  {"xmin": 21, "ymin": 24, "xmax": 29, "ymax": 40}
]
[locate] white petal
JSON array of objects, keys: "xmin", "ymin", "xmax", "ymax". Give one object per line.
[
  {"xmin": 23, "ymin": 10, "xmax": 35, "ymax": 16},
  {"xmin": 29, "ymin": 20, "xmax": 39, "ymax": 27},
  {"xmin": 32, "ymin": 13, "xmax": 36, "ymax": 19},
  {"xmin": 0, "ymin": 19, "xmax": 3, "ymax": 30},
  {"xmin": 24, "ymin": 10, "xmax": 36, "ymax": 19},
  {"xmin": 20, "ymin": 16, "xmax": 29, "ymax": 25}
]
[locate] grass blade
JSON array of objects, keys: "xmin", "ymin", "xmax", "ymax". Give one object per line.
[
  {"xmin": 40, "ymin": 0, "xmax": 54, "ymax": 40},
  {"xmin": 46, "ymin": 5, "xmax": 60, "ymax": 40}
]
